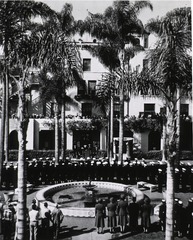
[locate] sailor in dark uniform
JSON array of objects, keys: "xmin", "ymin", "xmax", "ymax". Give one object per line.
[{"xmin": 159, "ymin": 199, "xmax": 166, "ymax": 232}]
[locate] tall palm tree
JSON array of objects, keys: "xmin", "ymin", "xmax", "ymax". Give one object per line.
[
  {"xmin": 0, "ymin": 1, "xmax": 55, "ymax": 239},
  {"xmin": 9, "ymin": 30, "xmax": 43, "ymax": 240},
  {"xmin": 82, "ymin": 42, "xmax": 119, "ymax": 163},
  {"xmin": 136, "ymin": 7, "xmax": 191, "ymax": 240},
  {"xmin": 95, "ymin": 71, "xmax": 117, "ymax": 163},
  {"xmin": 80, "ymin": 0, "xmax": 153, "ymax": 165},
  {"xmin": 0, "ymin": 0, "xmax": 55, "ymax": 184},
  {"xmin": 38, "ymin": 4, "xmax": 84, "ymax": 163}
]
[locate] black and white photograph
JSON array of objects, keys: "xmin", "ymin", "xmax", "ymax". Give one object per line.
[{"xmin": 0, "ymin": 0, "xmax": 192, "ymax": 239}]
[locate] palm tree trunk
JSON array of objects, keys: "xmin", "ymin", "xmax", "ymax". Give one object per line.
[
  {"xmin": 0, "ymin": 76, "xmax": 6, "ymax": 186},
  {"xmin": 175, "ymin": 88, "xmax": 181, "ymax": 164},
  {"xmin": 5, "ymin": 70, "xmax": 9, "ymax": 163},
  {"xmin": 54, "ymin": 102, "xmax": 59, "ymax": 164},
  {"xmin": 61, "ymin": 100, "xmax": 66, "ymax": 161},
  {"xmin": 16, "ymin": 82, "xmax": 28, "ymax": 240},
  {"xmin": 118, "ymin": 50, "xmax": 125, "ymax": 165},
  {"xmin": 165, "ymin": 103, "xmax": 176, "ymax": 240},
  {"xmin": 162, "ymin": 119, "xmax": 167, "ymax": 161},
  {"xmin": 118, "ymin": 84, "xmax": 124, "ymax": 165},
  {"xmin": 165, "ymin": 157, "xmax": 175, "ymax": 240},
  {"xmin": 109, "ymin": 95, "xmax": 114, "ymax": 165},
  {"xmin": 107, "ymin": 108, "xmax": 110, "ymax": 159}
]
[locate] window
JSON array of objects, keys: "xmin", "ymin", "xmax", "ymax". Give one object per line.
[
  {"xmin": 77, "ymin": 83, "xmax": 85, "ymax": 95},
  {"xmin": 160, "ymin": 107, "xmax": 166, "ymax": 115},
  {"xmin": 83, "ymin": 59, "xmax": 91, "ymax": 71},
  {"xmin": 88, "ymin": 81, "xmax": 96, "ymax": 96},
  {"xmin": 180, "ymin": 104, "xmax": 189, "ymax": 116},
  {"xmin": 144, "ymin": 104, "xmax": 155, "ymax": 117},
  {"xmin": 82, "ymin": 103, "xmax": 92, "ymax": 117},
  {"xmin": 114, "ymin": 103, "xmax": 120, "ymax": 118},
  {"xmin": 143, "ymin": 59, "xmax": 148, "ymax": 69},
  {"xmin": 144, "ymin": 35, "xmax": 149, "ymax": 48}
]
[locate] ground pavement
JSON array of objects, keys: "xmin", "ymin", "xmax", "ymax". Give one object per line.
[
  {"xmin": 1, "ymin": 184, "xmax": 193, "ymax": 240},
  {"xmin": 29, "ymin": 185, "xmax": 193, "ymax": 240}
]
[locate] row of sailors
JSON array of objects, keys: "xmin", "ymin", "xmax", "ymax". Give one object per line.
[
  {"xmin": 2, "ymin": 158, "xmax": 193, "ymax": 192},
  {"xmin": 159, "ymin": 198, "xmax": 193, "ymax": 237}
]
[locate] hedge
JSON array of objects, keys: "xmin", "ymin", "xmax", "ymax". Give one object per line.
[{"xmin": 7, "ymin": 149, "xmax": 193, "ymax": 162}]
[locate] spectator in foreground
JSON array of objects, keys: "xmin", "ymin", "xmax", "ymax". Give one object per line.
[
  {"xmin": 29, "ymin": 204, "xmax": 40, "ymax": 240},
  {"xmin": 95, "ymin": 198, "xmax": 106, "ymax": 234},
  {"xmin": 2, "ymin": 203, "xmax": 16, "ymax": 240},
  {"xmin": 40, "ymin": 202, "xmax": 51, "ymax": 239},
  {"xmin": 107, "ymin": 197, "xmax": 117, "ymax": 233},
  {"xmin": 51, "ymin": 203, "xmax": 64, "ymax": 240},
  {"xmin": 128, "ymin": 196, "xmax": 139, "ymax": 233},
  {"xmin": 117, "ymin": 194, "xmax": 128, "ymax": 233},
  {"xmin": 140, "ymin": 198, "xmax": 152, "ymax": 233}
]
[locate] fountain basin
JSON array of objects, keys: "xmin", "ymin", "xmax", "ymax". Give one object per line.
[{"xmin": 35, "ymin": 181, "xmax": 144, "ymax": 218}]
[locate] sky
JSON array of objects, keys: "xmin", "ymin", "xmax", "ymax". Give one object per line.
[{"xmin": 39, "ymin": 0, "xmax": 191, "ymax": 24}]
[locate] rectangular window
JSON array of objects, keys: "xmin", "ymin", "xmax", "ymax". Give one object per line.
[
  {"xmin": 143, "ymin": 59, "xmax": 148, "ymax": 69},
  {"xmin": 180, "ymin": 104, "xmax": 189, "ymax": 116},
  {"xmin": 144, "ymin": 35, "xmax": 149, "ymax": 48},
  {"xmin": 83, "ymin": 58, "xmax": 91, "ymax": 71},
  {"xmin": 88, "ymin": 80, "xmax": 96, "ymax": 96},
  {"xmin": 144, "ymin": 103, "xmax": 155, "ymax": 117},
  {"xmin": 114, "ymin": 103, "xmax": 120, "ymax": 118},
  {"xmin": 82, "ymin": 103, "xmax": 92, "ymax": 117},
  {"xmin": 160, "ymin": 107, "xmax": 166, "ymax": 115},
  {"xmin": 77, "ymin": 83, "xmax": 85, "ymax": 95}
]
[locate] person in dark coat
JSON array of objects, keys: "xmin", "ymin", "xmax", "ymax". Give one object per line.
[
  {"xmin": 140, "ymin": 198, "xmax": 152, "ymax": 233},
  {"xmin": 190, "ymin": 168, "xmax": 193, "ymax": 193},
  {"xmin": 128, "ymin": 196, "xmax": 139, "ymax": 233},
  {"xmin": 107, "ymin": 197, "xmax": 117, "ymax": 233},
  {"xmin": 95, "ymin": 198, "xmax": 106, "ymax": 234},
  {"xmin": 185, "ymin": 199, "xmax": 193, "ymax": 236},
  {"xmin": 157, "ymin": 169, "xmax": 163, "ymax": 193},
  {"xmin": 175, "ymin": 200, "xmax": 185, "ymax": 237},
  {"xmin": 117, "ymin": 194, "xmax": 128, "ymax": 233},
  {"xmin": 51, "ymin": 203, "xmax": 64, "ymax": 240},
  {"xmin": 159, "ymin": 199, "xmax": 166, "ymax": 232}
]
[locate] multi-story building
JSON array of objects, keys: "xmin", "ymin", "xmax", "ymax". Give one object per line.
[{"xmin": 1, "ymin": 32, "xmax": 192, "ymax": 160}]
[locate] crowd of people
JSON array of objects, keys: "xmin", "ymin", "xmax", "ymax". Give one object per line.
[
  {"xmin": 1, "ymin": 157, "xmax": 193, "ymax": 239},
  {"xmin": 1, "ymin": 194, "xmax": 193, "ymax": 239},
  {"xmin": 159, "ymin": 198, "xmax": 193, "ymax": 238},
  {"xmin": 1, "ymin": 199, "xmax": 64, "ymax": 240},
  {"xmin": 95, "ymin": 195, "xmax": 193, "ymax": 237},
  {"xmin": 2, "ymin": 158, "xmax": 193, "ymax": 193}
]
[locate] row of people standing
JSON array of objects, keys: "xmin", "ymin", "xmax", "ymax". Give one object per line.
[
  {"xmin": 95, "ymin": 195, "xmax": 152, "ymax": 234},
  {"xmin": 1, "ymin": 199, "xmax": 64, "ymax": 240},
  {"xmin": 28, "ymin": 200, "xmax": 64, "ymax": 240},
  {"xmin": 159, "ymin": 197, "xmax": 193, "ymax": 238},
  {"xmin": 2, "ymin": 159, "xmax": 193, "ymax": 193}
]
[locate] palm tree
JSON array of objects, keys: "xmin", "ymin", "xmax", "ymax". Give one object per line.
[
  {"xmin": 38, "ymin": 4, "xmax": 84, "ymax": 163},
  {"xmin": 81, "ymin": 42, "xmax": 119, "ymax": 163},
  {"xmin": 9, "ymin": 29, "xmax": 43, "ymax": 240},
  {"xmin": 0, "ymin": 1, "xmax": 55, "ymax": 239},
  {"xmin": 80, "ymin": 0, "xmax": 153, "ymax": 165},
  {"xmin": 0, "ymin": 0, "xmax": 55, "ymax": 183},
  {"xmin": 96, "ymin": 71, "xmax": 117, "ymax": 163},
  {"xmin": 136, "ymin": 7, "xmax": 191, "ymax": 240}
]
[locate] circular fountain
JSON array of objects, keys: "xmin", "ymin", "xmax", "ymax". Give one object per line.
[{"xmin": 35, "ymin": 181, "xmax": 144, "ymax": 217}]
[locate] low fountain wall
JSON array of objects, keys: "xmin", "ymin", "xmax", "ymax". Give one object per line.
[{"xmin": 35, "ymin": 181, "xmax": 144, "ymax": 217}]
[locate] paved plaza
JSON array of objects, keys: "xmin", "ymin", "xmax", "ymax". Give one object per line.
[{"xmin": 24, "ymin": 184, "xmax": 193, "ymax": 240}]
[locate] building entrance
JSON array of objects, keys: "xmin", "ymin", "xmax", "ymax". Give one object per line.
[{"xmin": 73, "ymin": 130, "xmax": 100, "ymax": 158}]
